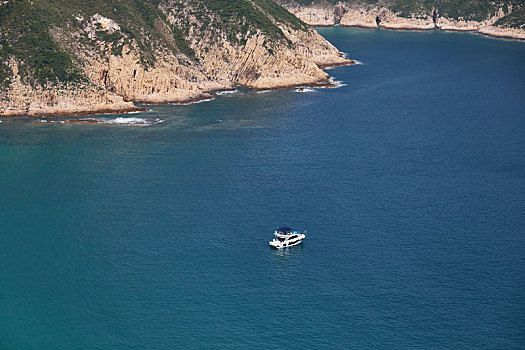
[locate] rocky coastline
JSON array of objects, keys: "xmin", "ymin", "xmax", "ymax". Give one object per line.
[
  {"xmin": 0, "ymin": 54, "xmax": 353, "ymax": 118},
  {"xmin": 0, "ymin": 1, "xmax": 353, "ymax": 119},
  {"xmin": 280, "ymin": 3, "xmax": 525, "ymax": 41}
]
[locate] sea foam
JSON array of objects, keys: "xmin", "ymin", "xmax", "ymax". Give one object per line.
[
  {"xmin": 316, "ymin": 77, "xmax": 347, "ymax": 89},
  {"xmin": 295, "ymin": 88, "xmax": 316, "ymax": 93},
  {"xmin": 176, "ymin": 97, "xmax": 215, "ymax": 105},
  {"xmin": 216, "ymin": 89, "xmax": 238, "ymax": 96},
  {"xmin": 36, "ymin": 119, "xmax": 66, "ymax": 124},
  {"xmin": 104, "ymin": 117, "xmax": 163, "ymax": 126}
]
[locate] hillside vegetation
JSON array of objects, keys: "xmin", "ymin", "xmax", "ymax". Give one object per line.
[
  {"xmin": 1, "ymin": 0, "xmax": 354, "ymax": 116},
  {"xmin": 280, "ymin": 0, "xmax": 525, "ymax": 23},
  {"xmin": 495, "ymin": 6, "xmax": 525, "ymax": 28},
  {"xmin": 0, "ymin": 0, "xmax": 309, "ymax": 91}
]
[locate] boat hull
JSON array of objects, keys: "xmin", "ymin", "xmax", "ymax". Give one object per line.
[{"xmin": 269, "ymin": 234, "xmax": 305, "ymax": 249}]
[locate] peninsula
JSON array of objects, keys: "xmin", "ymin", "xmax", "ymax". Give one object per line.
[
  {"xmin": 277, "ymin": 0, "xmax": 525, "ymax": 40},
  {"xmin": 0, "ymin": 0, "xmax": 352, "ymax": 117}
]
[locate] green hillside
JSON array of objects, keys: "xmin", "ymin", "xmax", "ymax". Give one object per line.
[
  {"xmin": 0, "ymin": 0, "xmax": 307, "ymax": 90},
  {"xmin": 280, "ymin": 0, "xmax": 525, "ymax": 21},
  {"xmin": 495, "ymin": 6, "xmax": 525, "ymax": 28}
]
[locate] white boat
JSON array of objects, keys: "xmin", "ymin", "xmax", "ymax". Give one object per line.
[{"xmin": 269, "ymin": 227, "xmax": 306, "ymax": 249}]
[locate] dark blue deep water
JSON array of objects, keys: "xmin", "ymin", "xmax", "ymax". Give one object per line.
[{"xmin": 1, "ymin": 28, "xmax": 524, "ymax": 349}]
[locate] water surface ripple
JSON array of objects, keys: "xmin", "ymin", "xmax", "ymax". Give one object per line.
[{"xmin": 1, "ymin": 28, "xmax": 524, "ymax": 349}]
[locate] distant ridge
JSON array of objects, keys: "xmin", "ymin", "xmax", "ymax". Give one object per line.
[{"xmin": 277, "ymin": 0, "xmax": 525, "ymax": 39}]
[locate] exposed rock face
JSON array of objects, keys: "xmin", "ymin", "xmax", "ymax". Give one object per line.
[
  {"xmin": 340, "ymin": 8, "xmax": 381, "ymax": 29},
  {"xmin": 477, "ymin": 26, "xmax": 525, "ymax": 40},
  {"xmin": 340, "ymin": 7, "xmax": 435, "ymax": 30},
  {"xmin": 435, "ymin": 11, "xmax": 502, "ymax": 32},
  {"xmin": 279, "ymin": 1, "xmax": 525, "ymax": 39},
  {"xmin": 79, "ymin": 46, "xmax": 215, "ymax": 104},
  {"xmin": 284, "ymin": 5, "xmax": 337, "ymax": 26},
  {"xmin": 376, "ymin": 10, "xmax": 435, "ymax": 30},
  {"xmin": 288, "ymin": 29, "xmax": 349, "ymax": 67},
  {"xmin": 279, "ymin": 3, "xmax": 435, "ymax": 29},
  {"xmin": 0, "ymin": 0, "xmax": 353, "ymax": 118},
  {"xmin": 179, "ymin": 28, "xmax": 348, "ymax": 91},
  {"xmin": 0, "ymin": 59, "xmax": 137, "ymax": 117}
]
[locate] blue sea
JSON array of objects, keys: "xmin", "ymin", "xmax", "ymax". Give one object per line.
[{"xmin": 1, "ymin": 28, "xmax": 524, "ymax": 349}]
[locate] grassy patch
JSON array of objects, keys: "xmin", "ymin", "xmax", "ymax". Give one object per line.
[{"xmin": 0, "ymin": 0, "xmax": 83, "ymax": 88}]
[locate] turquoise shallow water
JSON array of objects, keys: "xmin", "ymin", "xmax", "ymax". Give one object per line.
[{"xmin": 1, "ymin": 28, "xmax": 524, "ymax": 349}]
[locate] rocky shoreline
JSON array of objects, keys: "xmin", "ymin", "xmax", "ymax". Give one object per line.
[
  {"xmin": 340, "ymin": 23, "xmax": 525, "ymax": 41},
  {"xmin": 281, "ymin": 4, "xmax": 525, "ymax": 41},
  {"xmin": 1, "ymin": 0, "xmax": 360, "ymax": 120},
  {"xmin": 0, "ymin": 57, "xmax": 354, "ymax": 119},
  {"xmin": 0, "ymin": 106, "xmax": 146, "ymax": 119},
  {"xmin": 0, "ymin": 16, "xmax": 353, "ymax": 119}
]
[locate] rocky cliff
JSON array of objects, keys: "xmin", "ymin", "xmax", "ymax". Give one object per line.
[
  {"xmin": 0, "ymin": 0, "xmax": 352, "ymax": 117},
  {"xmin": 278, "ymin": 1, "xmax": 525, "ymax": 40}
]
